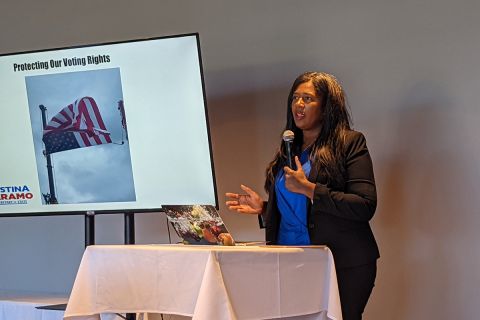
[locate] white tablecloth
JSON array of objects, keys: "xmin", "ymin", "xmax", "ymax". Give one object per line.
[{"xmin": 64, "ymin": 244, "xmax": 342, "ymax": 320}]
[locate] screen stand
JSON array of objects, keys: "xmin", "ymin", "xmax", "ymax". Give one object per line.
[
  {"xmin": 124, "ymin": 213, "xmax": 136, "ymax": 320},
  {"xmin": 85, "ymin": 211, "xmax": 95, "ymax": 247},
  {"xmin": 124, "ymin": 213, "xmax": 135, "ymax": 245}
]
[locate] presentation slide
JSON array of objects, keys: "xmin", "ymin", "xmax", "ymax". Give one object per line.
[{"xmin": 0, "ymin": 33, "xmax": 217, "ymax": 216}]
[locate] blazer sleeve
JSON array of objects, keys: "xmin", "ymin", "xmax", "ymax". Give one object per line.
[
  {"xmin": 310, "ymin": 131, "xmax": 377, "ymax": 221},
  {"xmin": 258, "ymin": 201, "xmax": 268, "ymax": 228}
]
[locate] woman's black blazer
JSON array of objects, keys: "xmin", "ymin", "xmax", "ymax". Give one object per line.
[{"xmin": 261, "ymin": 130, "xmax": 380, "ymax": 268}]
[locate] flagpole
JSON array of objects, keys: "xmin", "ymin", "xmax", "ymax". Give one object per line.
[
  {"xmin": 39, "ymin": 105, "xmax": 58, "ymax": 204},
  {"xmin": 118, "ymin": 100, "xmax": 128, "ymax": 141}
]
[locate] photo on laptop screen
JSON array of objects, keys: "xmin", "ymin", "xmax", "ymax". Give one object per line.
[{"xmin": 163, "ymin": 205, "xmax": 235, "ymax": 246}]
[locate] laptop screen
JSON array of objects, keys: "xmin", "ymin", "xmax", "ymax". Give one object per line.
[{"xmin": 163, "ymin": 205, "xmax": 235, "ymax": 246}]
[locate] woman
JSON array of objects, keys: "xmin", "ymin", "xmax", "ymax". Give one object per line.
[{"xmin": 226, "ymin": 72, "xmax": 379, "ymax": 320}]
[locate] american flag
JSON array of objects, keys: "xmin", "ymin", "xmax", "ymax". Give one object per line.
[{"xmin": 42, "ymin": 96, "xmax": 112, "ymax": 155}]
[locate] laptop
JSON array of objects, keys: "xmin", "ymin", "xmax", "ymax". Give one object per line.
[{"xmin": 163, "ymin": 205, "xmax": 236, "ymax": 246}]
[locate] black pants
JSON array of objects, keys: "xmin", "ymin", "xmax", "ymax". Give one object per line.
[{"xmin": 336, "ymin": 262, "xmax": 377, "ymax": 320}]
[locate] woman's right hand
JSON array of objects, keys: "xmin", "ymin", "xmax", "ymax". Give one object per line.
[{"xmin": 225, "ymin": 184, "xmax": 264, "ymax": 215}]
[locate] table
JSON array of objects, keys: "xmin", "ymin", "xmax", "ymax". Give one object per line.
[
  {"xmin": 0, "ymin": 291, "xmax": 67, "ymax": 320},
  {"xmin": 63, "ymin": 244, "xmax": 342, "ymax": 320}
]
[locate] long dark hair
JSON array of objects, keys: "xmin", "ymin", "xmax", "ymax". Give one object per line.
[{"xmin": 264, "ymin": 72, "xmax": 352, "ymax": 192}]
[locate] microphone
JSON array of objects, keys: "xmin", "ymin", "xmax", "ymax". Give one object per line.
[{"xmin": 282, "ymin": 130, "xmax": 295, "ymax": 168}]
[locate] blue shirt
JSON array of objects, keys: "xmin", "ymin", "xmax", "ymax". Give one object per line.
[{"xmin": 275, "ymin": 150, "xmax": 311, "ymax": 245}]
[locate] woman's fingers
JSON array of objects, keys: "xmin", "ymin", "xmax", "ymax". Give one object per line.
[
  {"xmin": 283, "ymin": 166, "xmax": 293, "ymax": 174},
  {"xmin": 226, "ymin": 185, "xmax": 263, "ymax": 214},
  {"xmin": 225, "ymin": 192, "xmax": 239, "ymax": 199},
  {"xmin": 240, "ymin": 184, "xmax": 258, "ymax": 198},
  {"xmin": 240, "ymin": 184, "xmax": 251, "ymax": 192},
  {"xmin": 294, "ymin": 156, "xmax": 303, "ymax": 173},
  {"xmin": 227, "ymin": 204, "xmax": 250, "ymax": 213}
]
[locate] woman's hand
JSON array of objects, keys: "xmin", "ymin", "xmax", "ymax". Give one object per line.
[
  {"xmin": 284, "ymin": 156, "xmax": 315, "ymax": 199},
  {"xmin": 225, "ymin": 184, "xmax": 264, "ymax": 215}
]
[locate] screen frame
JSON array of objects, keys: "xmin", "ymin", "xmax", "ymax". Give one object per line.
[{"xmin": 0, "ymin": 32, "xmax": 218, "ymax": 217}]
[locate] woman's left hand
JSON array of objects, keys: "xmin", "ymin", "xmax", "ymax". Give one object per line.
[{"xmin": 284, "ymin": 156, "xmax": 316, "ymax": 199}]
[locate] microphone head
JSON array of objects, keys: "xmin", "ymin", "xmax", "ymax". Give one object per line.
[{"xmin": 282, "ymin": 130, "xmax": 295, "ymax": 142}]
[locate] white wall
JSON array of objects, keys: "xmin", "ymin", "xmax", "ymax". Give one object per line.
[{"xmin": 1, "ymin": 1, "xmax": 480, "ymax": 318}]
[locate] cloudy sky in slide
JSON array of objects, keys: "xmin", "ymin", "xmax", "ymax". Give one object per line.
[{"xmin": 25, "ymin": 68, "xmax": 136, "ymax": 205}]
